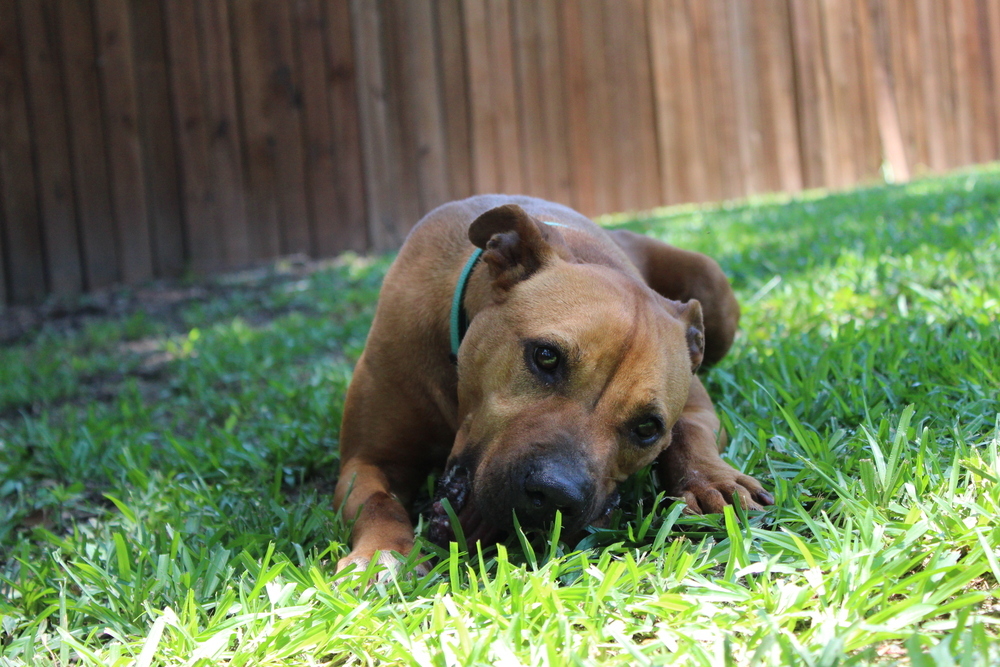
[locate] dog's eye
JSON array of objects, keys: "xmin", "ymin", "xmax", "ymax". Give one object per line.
[
  {"xmin": 533, "ymin": 346, "xmax": 560, "ymax": 372},
  {"xmin": 632, "ymin": 417, "xmax": 663, "ymax": 444}
]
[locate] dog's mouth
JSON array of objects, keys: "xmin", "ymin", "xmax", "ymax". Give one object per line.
[
  {"xmin": 594, "ymin": 489, "xmax": 621, "ymax": 525},
  {"xmin": 426, "ymin": 462, "xmax": 623, "ymax": 548},
  {"xmin": 426, "ymin": 463, "xmax": 505, "ymax": 548}
]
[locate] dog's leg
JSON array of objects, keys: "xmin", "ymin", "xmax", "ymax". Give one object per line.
[
  {"xmin": 334, "ymin": 456, "xmax": 422, "ymax": 573},
  {"xmin": 658, "ymin": 375, "xmax": 773, "ymax": 512},
  {"xmin": 334, "ymin": 359, "xmax": 452, "ymax": 574},
  {"xmin": 610, "ymin": 229, "xmax": 739, "ymax": 366}
]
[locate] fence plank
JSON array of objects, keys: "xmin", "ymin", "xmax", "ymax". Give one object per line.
[
  {"xmin": 0, "ymin": 209, "xmax": 6, "ymax": 304},
  {"xmin": 0, "ymin": 189, "xmax": 5, "ymax": 304},
  {"xmin": 688, "ymin": 0, "xmax": 723, "ymax": 202},
  {"xmin": 233, "ymin": 0, "xmax": 312, "ymax": 257},
  {"xmin": 646, "ymin": 0, "xmax": 678, "ymax": 203},
  {"xmin": 960, "ymin": 0, "xmax": 995, "ymax": 162},
  {"xmin": 131, "ymin": 0, "xmax": 185, "ymax": 277},
  {"xmin": 946, "ymin": 0, "xmax": 973, "ymax": 167},
  {"xmin": 537, "ymin": 0, "xmax": 572, "ymax": 207},
  {"xmin": 632, "ymin": 0, "xmax": 662, "ymax": 209},
  {"xmin": 20, "ymin": 0, "xmax": 83, "ymax": 295},
  {"xmin": 974, "ymin": 0, "xmax": 998, "ymax": 161},
  {"xmin": 789, "ymin": 0, "xmax": 827, "ymax": 188},
  {"xmin": 351, "ymin": 0, "xmax": 393, "ymax": 250},
  {"xmin": 753, "ymin": 0, "xmax": 802, "ymax": 192},
  {"xmin": 381, "ymin": 0, "xmax": 422, "ymax": 229},
  {"xmin": 294, "ymin": 0, "xmax": 339, "ymax": 258},
  {"xmin": 463, "ymin": 0, "xmax": 499, "ymax": 194},
  {"xmin": 324, "ymin": 0, "xmax": 367, "ymax": 253},
  {"xmin": 819, "ymin": 0, "xmax": 855, "ymax": 186},
  {"xmin": 750, "ymin": 1, "xmax": 781, "ymax": 192},
  {"xmin": 0, "ymin": 0, "xmax": 47, "ymax": 302},
  {"xmin": 513, "ymin": 0, "xmax": 547, "ymax": 200},
  {"xmin": 850, "ymin": 0, "xmax": 882, "ymax": 180},
  {"xmin": 435, "ymin": 0, "xmax": 473, "ymax": 201},
  {"xmin": 94, "ymin": 0, "xmax": 154, "ymax": 283},
  {"xmin": 559, "ymin": 0, "xmax": 594, "ymax": 214},
  {"xmin": 602, "ymin": 0, "xmax": 636, "ymax": 210},
  {"xmin": 947, "ymin": 0, "xmax": 987, "ymax": 169},
  {"xmin": 398, "ymin": 0, "xmax": 449, "ymax": 214},
  {"xmin": 883, "ymin": 0, "xmax": 927, "ymax": 172},
  {"xmin": 936, "ymin": 1, "xmax": 958, "ymax": 170},
  {"xmin": 487, "ymin": 0, "xmax": 523, "ymax": 194},
  {"xmin": 674, "ymin": 0, "xmax": 708, "ymax": 201},
  {"xmin": 198, "ymin": 0, "xmax": 250, "ymax": 268},
  {"xmin": 352, "ymin": 0, "xmax": 407, "ymax": 249},
  {"xmin": 647, "ymin": 0, "xmax": 674, "ymax": 203},
  {"xmin": 606, "ymin": 0, "xmax": 660, "ymax": 211},
  {"xmin": 513, "ymin": 0, "xmax": 575, "ymax": 204},
  {"xmin": 726, "ymin": 0, "xmax": 764, "ymax": 195},
  {"xmin": 60, "ymin": 0, "xmax": 119, "ymax": 289},
  {"xmin": 578, "ymin": 0, "xmax": 616, "ymax": 211},
  {"xmin": 987, "ymin": 0, "xmax": 1000, "ymax": 161},
  {"xmin": 514, "ymin": 0, "xmax": 573, "ymax": 203},
  {"xmin": 164, "ymin": 0, "xmax": 219, "ymax": 272},
  {"xmin": 702, "ymin": 0, "xmax": 742, "ymax": 200},
  {"xmin": 917, "ymin": 0, "xmax": 953, "ymax": 171},
  {"xmin": 863, "ymin": 0, "xmax": 910, "ymax": 181}
]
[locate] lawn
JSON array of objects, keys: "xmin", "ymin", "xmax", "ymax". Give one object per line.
[{"xmin": 1, "ymin": 166, "xmax": 999, "ymax": 665}]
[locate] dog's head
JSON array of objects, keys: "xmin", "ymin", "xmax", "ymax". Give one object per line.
[{"xmin": 428, "ymin": 204, "xmax": 705, "ymax": 546}]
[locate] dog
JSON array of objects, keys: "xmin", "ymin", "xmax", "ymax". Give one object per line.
[{"xmin": 334, "ymin": 195, "xmax": 772, "ymax": 572}]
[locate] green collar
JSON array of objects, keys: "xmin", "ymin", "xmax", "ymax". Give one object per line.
[{"xmin": 449, "ymin": 248, "xmax": 483, "ymax": 358}]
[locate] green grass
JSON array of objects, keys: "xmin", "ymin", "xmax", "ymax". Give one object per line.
[{"xmin": 2, "ymin": 166, "xmax": 999, "ymax": 665}]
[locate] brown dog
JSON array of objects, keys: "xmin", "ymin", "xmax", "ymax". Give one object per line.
[{"xmin": 334, "ymin": 195, "xmax": 772, "ymax": 572}]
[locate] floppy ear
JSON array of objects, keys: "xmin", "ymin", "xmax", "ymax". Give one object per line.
[
  {"xmin": 469, "ymin": 204, "xmax": 556, "ymax": 291},
  {"xmin": 672, "ymin": 299, "xmax": 705, "ymax": 372}
]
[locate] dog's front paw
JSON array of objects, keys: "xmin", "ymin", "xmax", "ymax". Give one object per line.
[
  {"xmin": 674, "ymin": 467, "xmax": 774, "ymax": 515},
  {"xmin": 336, "ymin": 550, "xmax": 429, "ymax": 582}
]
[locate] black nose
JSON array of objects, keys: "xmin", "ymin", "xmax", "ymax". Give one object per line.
[{"xmin": 516, "ymin": 456, "xmax": 594, "ymax": 527}]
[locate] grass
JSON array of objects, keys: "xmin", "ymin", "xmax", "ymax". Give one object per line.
[{"xmin": 1, "ymin": 165, "xmax": 999, "ymax": 665}]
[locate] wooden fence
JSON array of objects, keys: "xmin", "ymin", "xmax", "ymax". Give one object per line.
[{"xmin": 1, "ymin": 0, "xmax": 999, "ymax": 305}]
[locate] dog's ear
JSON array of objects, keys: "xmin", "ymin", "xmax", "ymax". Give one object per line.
[
  {"xmin": 469, "ymin": 204, "xmax": 556, "ymax": 290},
  {"xmin": 671, "ymin": 299, "xmax": 705, "ymax": 372}
]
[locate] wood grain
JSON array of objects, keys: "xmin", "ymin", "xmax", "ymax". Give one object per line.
[
  {"xmin": 20, "ymin": 0, "xmax": 83, "ymax": 294},
  {"xmin": 398, "ymin": 0, "xmax": 449, "ymax": 215},
  {"xmin": 325, "ymin": 0, "xmax": 367, "ymax": 253},
  {"xmin": 435, "ymin": 0, "xmax": 473, "ymax": 201},
  {"xmin": 7, "ymin": 0, "xmax": 1000, "ymax": 302},
  {"xmin": 131, "ymin": 0, "xmax": 185, "ymax": 277},
  {"xmin": 0, "ymin": 0, "xmax": 47, "ymax": 302},
  {"xmin": 95, "ymin": 0, "xmax": 154, "ymax": 282},
  {"xmin": 199, "ymin": 0, "xmax": 250, "ymax": 268},
  {"xmin": 164, "ymin": 0, "xmax": 220, "ymax": 272},
  {"xmin": 233, "ymin": 0, "xmax": 311, "ymax": 258},
  {"xmin": 60, "ymin": 0, "xmax": 118, "ymax": 289}
]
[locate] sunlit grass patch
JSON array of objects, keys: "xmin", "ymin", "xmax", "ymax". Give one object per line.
[{"xmin": 2, "ymin": 168, "xmax": 999, "ymax": 665}]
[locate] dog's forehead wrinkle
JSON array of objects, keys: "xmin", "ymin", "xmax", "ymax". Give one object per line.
[{"xmin": 587, "ymin": 288, "xmax": 675, "ymax": 413}]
